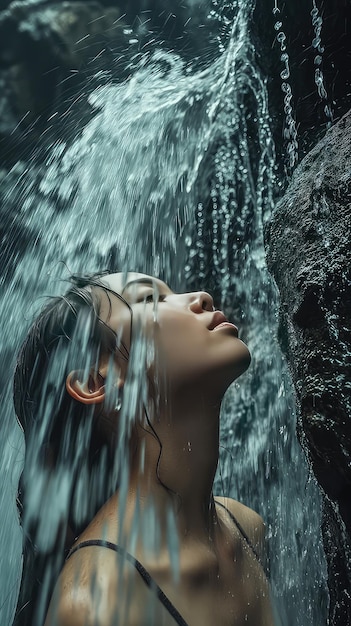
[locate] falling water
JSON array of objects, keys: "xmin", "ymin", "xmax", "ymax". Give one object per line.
[
  {"xmin": 310, "ymin": 0, "xmax": 333, "ymax": 125},
  {"xmin": 272, "ymin": 0, "xmax": 298, "ymax": 170},
  {"xmin": 0, "ymin": 1, "xmax": 328, "ymax": 624}
]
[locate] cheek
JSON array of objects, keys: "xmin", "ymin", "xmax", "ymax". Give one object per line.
[{"xmin": 151, "ymin": 318, "xmax": 205, "ymax": 378}]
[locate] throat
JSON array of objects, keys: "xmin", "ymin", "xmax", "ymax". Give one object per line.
[
  {"xmin": 129, "ymin": 437, "xmax": 220, "ymax": 544},
  {"xmin": 123, "ymin": 396, "xmax": 222, "ymax": 547}
]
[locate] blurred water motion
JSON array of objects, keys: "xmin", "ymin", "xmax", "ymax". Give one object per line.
[{"xmin": 0, "ymin": 2, "xmax": 328, "ymax": 625}]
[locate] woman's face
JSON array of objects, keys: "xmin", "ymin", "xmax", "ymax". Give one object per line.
[{"xmin": 97, "ymin": 272, "xmax": 251, "ymax": 396}]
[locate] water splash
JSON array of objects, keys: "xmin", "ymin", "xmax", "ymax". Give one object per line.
[{"xmin": 0, "ymin": 1, "xmax": 328, "ymax": 625}]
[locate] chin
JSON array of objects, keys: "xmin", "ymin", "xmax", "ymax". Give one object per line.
[
  {"xmin": 232, "ymin": 339, "xmax": 251, "ymax": 376},
  {"xmin": 210, "ymin": 347, "xmax": 251, "ymax": 396},
  {"xmin": 242, "ymin": 342, "xmax": 252, "ymax": 368},
  {"xmin": 234, "ymin": 339, "xmax": 251, "ymax": 364}
]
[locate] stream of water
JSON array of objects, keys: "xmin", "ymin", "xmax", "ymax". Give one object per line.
[{"xmin": 1, "ymin": 1, "xmax": 328, "ymax": 624}]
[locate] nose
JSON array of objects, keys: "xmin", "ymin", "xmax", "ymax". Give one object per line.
[{"xmin": 189, "ymin": 291, "xmax": 214, "ymax": 313}]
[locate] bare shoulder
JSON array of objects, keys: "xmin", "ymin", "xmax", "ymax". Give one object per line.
[
  {"xmin": 215, "ymin": 496, "xmax": 267, "ymax": 564},
  {"xmin": 44, "ymin": 548, "xmax": 120, "ymax": 626}
]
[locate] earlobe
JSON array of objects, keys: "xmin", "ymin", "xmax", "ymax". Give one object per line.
[{"xmin": 66, "ymin": 371, "xmax": 106, "ymax": 405}]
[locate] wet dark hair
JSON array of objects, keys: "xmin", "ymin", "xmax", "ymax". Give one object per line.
[{"xmin": 12, "ymin": 273, "xmax": 131, "ymax": 626}]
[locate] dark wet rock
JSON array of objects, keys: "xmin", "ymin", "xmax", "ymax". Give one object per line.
[
  {"xmin": 266, "ymin": 109, "xmax": 351, "ymax": 625},
  {"xmin": 0, "ymin": 1, "xmax": 127, "ymax": 164}
]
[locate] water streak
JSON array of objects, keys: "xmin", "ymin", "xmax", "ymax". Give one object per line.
[
  {"xmin": 311, "ymin": 0, "xmax": 333, "ymax": 124},
  {"xmin": 0, "ymin": 2, "xmax": 328, "ymax": 624},
  {"xmin": 272, "ymin": 1, "xmax": 298, "ymax": 170}
]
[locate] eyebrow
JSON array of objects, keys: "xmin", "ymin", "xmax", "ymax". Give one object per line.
[{"xmin": 121, "ymin": 278, "xmax": 163, "ymax": 295}]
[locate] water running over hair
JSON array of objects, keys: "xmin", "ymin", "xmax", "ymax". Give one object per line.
[{"xmin": 0, "ymin": 1, "xmax": 328, "ymax": 624}]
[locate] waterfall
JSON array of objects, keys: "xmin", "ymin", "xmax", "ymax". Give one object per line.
[{"xmin": 0, "ymin": 1, "xmax": 328, "ymax": 624}]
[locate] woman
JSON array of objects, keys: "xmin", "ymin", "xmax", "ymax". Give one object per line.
[{"xmin": 14, "ymin": 271, "xmax": 275, "ymax": 626}]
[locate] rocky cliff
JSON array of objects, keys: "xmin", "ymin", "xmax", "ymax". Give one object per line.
[{"xmin": 266, "ymin": 109, "xmax": 351, "ymax": 625}]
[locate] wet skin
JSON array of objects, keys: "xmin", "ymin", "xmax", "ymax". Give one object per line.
[
  {"xmin": 44, "ymin": 273, "xmax": 275, "ymax": 626},
  {"xmin": 97, "ymin": 272, "xmax": 251, "ymax": 399}
]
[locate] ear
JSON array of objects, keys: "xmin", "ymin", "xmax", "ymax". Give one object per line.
[{"xmin": 66, "ymin": 370, "xmax": 106, "ymax": 405}]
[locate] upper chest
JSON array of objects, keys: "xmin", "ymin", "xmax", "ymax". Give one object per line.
[
  {"xmin": 73, "ymin": 537, "xmax": 271, "ymax": 626},
  {"xmin": 65, "ymin": 499, "xmax": 272, "ymax": 625},
  {"xmin": 143, "ymin": 545, "xmax": 269, "ymax": 626}
]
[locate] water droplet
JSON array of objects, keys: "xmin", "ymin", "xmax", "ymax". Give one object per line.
[
  {"xmin": 314, "ymin": 55, "xmax": 322, "ymax": 66},
  {"xmin": 280, "ymin": 69, "xmax": 290, "ymax": 80}
]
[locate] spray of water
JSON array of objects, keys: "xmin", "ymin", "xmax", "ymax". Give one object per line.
[{"xmin": 0, "ymin": 1, "xmax": 328, "ymax": 625}]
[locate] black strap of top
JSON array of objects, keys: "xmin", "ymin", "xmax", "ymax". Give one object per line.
[
  {"xmin": 215, "ymin": 500, "xmax": 262, "ymax": 565},
  {"xmin": 67, "ymin": 540, "xmax": 189, "ymax": 626},
  {"xmin": 66, "ymin": 501, "xmax": 262, "ymax": 626}
]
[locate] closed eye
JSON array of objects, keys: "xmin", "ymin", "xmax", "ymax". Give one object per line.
[{"xmin": 144, "ymin": 293, "xmax": 167, "ymax": 303}]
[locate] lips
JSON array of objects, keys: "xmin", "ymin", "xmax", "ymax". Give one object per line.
[{"xmin": 208, "ymin": 311, "xmax": 238, "ymax": 335}]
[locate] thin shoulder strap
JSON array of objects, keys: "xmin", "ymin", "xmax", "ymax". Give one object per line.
[
  {"xmin": 215, "ymin": 500, "xmax": 262, "ymax": 564},
  {"xmin": 66, "ymin": 540, "xmax": 189, "ymax": 626}
]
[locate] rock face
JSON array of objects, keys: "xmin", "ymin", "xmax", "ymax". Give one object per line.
[{"xmin": 266, "ymin": 109, "xmax": 351, "ymax": 625}]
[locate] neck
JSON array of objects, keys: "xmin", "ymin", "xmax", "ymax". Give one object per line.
[{"xmin": 119, "ymin": 387, "xmax": 222, "ymax": 547}]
